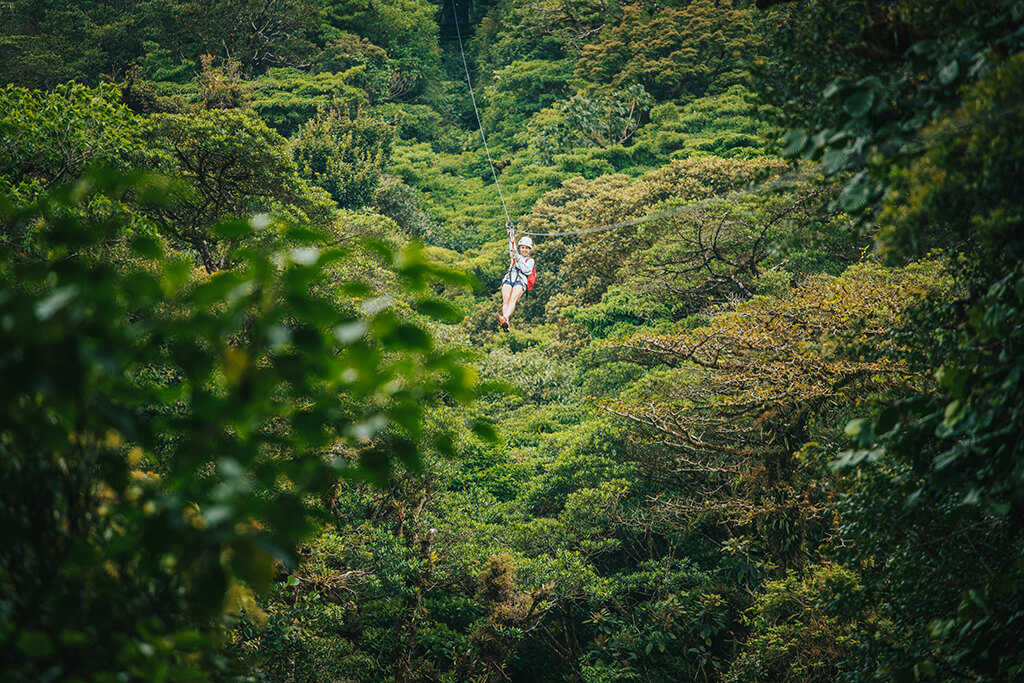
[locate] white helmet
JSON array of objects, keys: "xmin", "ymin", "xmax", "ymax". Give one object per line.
[{"xmin": 517, "ymin": 236, "xmax": 533, "ymax": 249}]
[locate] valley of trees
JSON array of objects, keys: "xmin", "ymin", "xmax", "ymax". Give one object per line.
[{"xmin": 2, "ymin": 0, "xmax": 1022, "ymax": 680}]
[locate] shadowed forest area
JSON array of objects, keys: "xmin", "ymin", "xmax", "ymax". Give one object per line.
[{"xmin": 2, "ymin": 0, "xmax": 1023, "ymax": 681}]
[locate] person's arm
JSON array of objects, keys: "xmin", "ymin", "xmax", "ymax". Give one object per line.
[
  {"xmin": 507, "ymin": 221, "xmax": 516, "ymax": 260},
  {"xmin": 511, "ymin": 253, "xmax": 534, "ymax": 275}
]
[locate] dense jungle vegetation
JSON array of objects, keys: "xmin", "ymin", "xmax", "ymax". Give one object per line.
[{"xmin": 2, "ymin": 0, "xmax": 1023, "ymax": 681}]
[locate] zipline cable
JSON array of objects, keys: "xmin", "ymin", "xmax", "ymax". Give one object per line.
[
  {"xmin": 447, "ymin": 2, "xmax": 809, "ymax": 243},
  {"xmin": 524, "ymin": 101, "xmax": 1024, "ymax": 239},
  {"xmin": 518, "ymin": 205, "xmax": 697, "ymax": 238},
  {"xmin": 451, "ymin": 0, "xmax": 511, "ymax": 224},
  {"xmin": 517, "ymin": 171, "xmax": 808, "ymax": 238}
]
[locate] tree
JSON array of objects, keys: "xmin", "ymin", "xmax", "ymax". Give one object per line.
[
  {"xmin": 575, "ymin": 1, "xmax": 758, "ymax": 101},
  {"xmin": 0, "ymin": 83, "xmax": 138, "ymax": 200},
  {"xmin": 525, "ymin": 84, "xmax": 652, "ymax": 163},
  {"xmin": 632, "ymin": 85, "xmax": 772, "ymax": 160},
  {"xmin": 754, "ymin": 1, "xmax": 1024, "ymax": 677},
  {"xmin": 600, "ymin": 261, "xmax": 949, "ymax": 568},
  {"xmin": 827, "ymin": 52, "xmax": 1024, "ymax": 681},
  {"xmin": 523, "ymin": 156, "xmax": 786, "ymax": 304},
  {"xmin": 320, "ymin": 0, "xmax": 441, "ymax": 101},
  {"xmin": 195, "ymin": 54, "xmax": 250, "ymax": 110},
  {"xmin": 754, "ymin": 0, "xmax": 1024, "ymax": 216},
  {"xmin": 175, "ymin": 0, "xmax": 319, "ymax": 76},
  {"xmin": 473, "ymin": 0, "xmax": 633, "ymax": 74},
  {"xmin": 250, "ymin": 66, "xmax": 370, "ymax": 137},
  {"xmin": 312, "ymin": 31, "xmax": 390, "ymax": 103},
  {"xmin": 290, "ymin": 105, "xmax": 397, "ymax": 210},
  {"xmin": 726, "ymin": 564, "xmax": 861, "ymax": 682},
  {"xmin": 0, "ymin": 0, "xmax": 163, "ymax": 88},
  {"xmin": 0, "ymin": 169, "xmax": 477, "ymax": 681},
  {"xmin": 625, "ymin": 171, "xmax": 860, "ymax": 315},
  {"xmin": 137, "ymin": 108, "xmax": 335, "ymax": 271},
  {"xmin": 481, "ymin": 58, "xmax": 574, "ymax": 150}
]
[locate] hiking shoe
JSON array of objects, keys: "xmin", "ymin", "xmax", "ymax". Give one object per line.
[{"xmin": 498, "ymin": 315, "xmax": 509, "ymax": 332}]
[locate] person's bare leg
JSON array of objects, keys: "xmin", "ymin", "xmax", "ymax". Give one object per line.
[
  {"xmin": 500, "ymin": 284, "xmax": 513, "ymax": 319},
  {"xmin": 505, "ymin": 286, "xmax": 525, "ymax": 321}
]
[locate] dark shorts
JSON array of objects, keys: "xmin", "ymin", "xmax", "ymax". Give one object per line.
[{"xmin": 502, "ymin": 280, "xmax": 527, "ymax": 291}]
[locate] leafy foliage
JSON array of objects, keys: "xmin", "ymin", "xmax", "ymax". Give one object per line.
[
  {"xmin": 601, "ymin": 261, "xmax": 948, "ymax": 554},
  {"xmin": 195, "ymin": 54, "xmax": 251, "ymax": 110},
  {"xmin": 0, "ymin": 83, "xmax": 139, "ymax": 198},
  {"xmin": 290, "ymin": 105, "xmax": 396, "ymax": 210},
  {"xmin": 0, "ymin": 169, "xmax": 477, "ymax": 680},
  {"xmin": 5, "ymin": 1, "xmax": 1024, "ymax": 680},
  {"xmin": 481, "ymin": 58, "xmax": 574, "ymax": 150},
  {"xmin": 824, "ymin": 49, "xmax": 1024, "ymax": 681},
  {"xmin": 726, "ymin": 564, "xmax": 860, "ymax": 682},
  {"xmin": 524, "ymin": 156, "xmax": 788, "ymax": 305},
  {"xmin": 754, "ymin": 0, "xmax": 1024, "ymax": 216},
  {"xmin": 526, "ymin": 84, "xmax": 652, "ymax": 163},
  {"xmin": 138, "ymin": 108, "xmax": 335, "ymax": 270},
  {"xmin": 176, "ymin": 0, "xmax": 320, "ymax": 76},
  {"xmin": 575, "ymin": 1, "xmax": 759, "ymax": 101},
  {"xmin": 251, "ymin": 67, "xmax": 370, "ymax": 137},
  {"xmin": 634, "ymin": 86, "xmax": 772, "ymax": 160},
  {"xmin": 321, "ymin": 0, "xmax": 442, "ymax": 101}
]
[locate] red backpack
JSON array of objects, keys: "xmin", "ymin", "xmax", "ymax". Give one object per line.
[{"xmin": 526, "ymin": 265, "xmax": 536, "ymax": 291}]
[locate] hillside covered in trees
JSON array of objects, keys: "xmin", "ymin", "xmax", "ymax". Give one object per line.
[{"xmin": 2, "ymin": 1, "xmax": 1023, "ymax": 681}]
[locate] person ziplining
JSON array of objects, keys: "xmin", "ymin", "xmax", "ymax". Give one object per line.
[
  {"xmin": 449, "ymin": 0, "xmax": 746, "ymax": 334},
  {"xmin": 498, "ymin": 222, "xmax": 534, "ymax": 332},
  {"xmin": 448, "ymin": 0, "xmax": 537, "ymax": 332}
]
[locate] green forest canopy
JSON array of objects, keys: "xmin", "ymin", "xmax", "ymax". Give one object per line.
[{"xmin": 2, "ymin": 0, "xmax": 1023, "ymax": 681}]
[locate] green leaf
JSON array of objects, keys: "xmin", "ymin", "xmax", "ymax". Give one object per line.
[
  {"xmin": 843, "ymin": 88, "xmax": 875, "ymax": 118},
  {"xmin": 938, "ymin": 60, "xmax": 960, "ymax": 85},
  {"xmin": 229, "ymin": 537, "xmax": 277, "ymax": 595},
  {"xmin": 284, "ymin": 225, "xmax": 329, "ymax": 244},
  {"xmin": 211, "ymin": 218, "xmax": 253, "ymax": 239},
  {"xmin": 933, "ymin": 449, "xmax": 960, "ymax": 471},
  {"xmin": 162, "ymin": 258, "xmax": 193, "ymax": 295},
  {"xmin": 361, "ymin": 238, "xmax": 394, "ymax": 261},
  {"xmin": 134, "ymin": 174, "xmax": 176, "ymax": 206},
  {"xmin": 59, "ymin": 630, "xmax": 88, "ymax": 645},
  {"xmin": 822, "ymin": 80, "xmax": 848, "ymax": 99},
  {"xmin": 340, "ymin": 281, "xmax": 375, "ymax": 298},
  {"xmin": 808, "ymin": 128, "xmax": 833, "ymax": 156},
  {"xmin": 426, "ymin": 264, "xmax": 475, "ymax": 289},
  {"xmin": 17, "ymin": 630, "xmax": 54, "ymax": 658},
  {"xmin": 334, "ymin": 320, "xmax": 368, "ymax": 344},
  {"xmin": 286, "ymin": 246, "xmax": 321, "ymax": 266},
  {"xmin": 433, "ymin": 431, "xmax": 456, "ymax": 458},
  {"xmin": 129, "ymin": 233, "xmax": 164, "ymax": 259},
  {"xmin": 780, "ymin": 129, "xmax": 808, "ymax": 157},
  {"xmin": 414, "ymin": 297, "xmax": 464, "ymax": 323},
  {"xmin": 821, "ymin": 147, "xmax": 849, "ymax": 175},
  {"xmin": 844, "ymin": 417, "xmax": 872, "ymax": 442},
  {"xmin": 913, "ymin": 660, "xmax": 936, "ymax": 678},
  {"xmin": 35, "ymin": 285, "xmax": 79, "ymax": 320},
  {"xmin": 467, "ymin": 418, "xmax": 498, "ymax": 443},
  {"xmin": 986, "ymin": 501, "xmax": 1011, "ymax": 516},
  {"xmin": 358, "ymin": 447, "xmax": 392, "ymax": 485},
  {"xmin": 386, "ymin": 322, "xmax": 432, "ymax": 351},
  {"xmin": 838, "ymin": 171, "xmax": 873, "ymax": 212},
  {"xmin": 292, "ymin": 410, "xmax": 328, "ymax": 446},
  {"xmin": 391, "ymin": 437, "xmax": 421, "ymax": 470},
  {"xmin": 173, "ymin": 630, "xmax": 208, "ymax": 650},
  {"xmin": 942, "ymin": 400, "xmax": 966, "ymax": 427}
]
